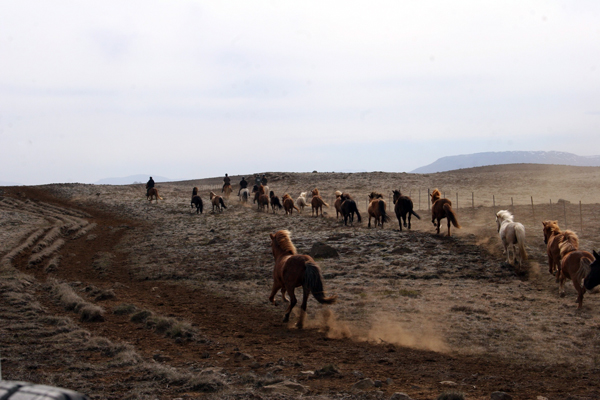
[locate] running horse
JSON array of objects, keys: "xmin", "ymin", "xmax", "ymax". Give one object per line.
[
  {"xmin": 542, "ymin": 220, "xmax": 568, "ymax": 275},
  {"xmin": 310, "ymin": 188, "xmax": 329, "ymax": 217},
  {"xmin": 282, "ymin": 194, "xmax": 299, "ymax": 215},
  {"xmin": 268, "ymin": 230, "xmax": 337, "ymax": 328},
  {"xmin": 367, "ymin": 192, "xmax": 390, "ymax": 228},
  {"xmin": 556, "ymin": 230, "xmax": 594, "ymax": 308},
  {"xmin": 209, "ymin": 191, "xmax": 227, "ymax": 212},
  {"xmin": 495, "ymin": 210, "xmax": 527, "ymax": 267},
  {"xmin": 147, "ymin": 188, "xmax": 163, "ymax": 203},
  {"xmin": 191, "ymin": 187, "xmax": 203, "ymax": 214},
  {"xmin": 340, "ymin": 193, "xmax": 361, "ymax": 226},
  {"xmin": 392, "ymin": 190, "xmax": 420, "ymax": 231},
  {"xmin": 270, "ymin": 191, "xmax": 283, "ymax": 213},
  {"xmin": 430, "ymin": 189, "xmax": 460, "ymax": 236},
  {"xmin": 296, "ymin": 192, "xmax": 309, "ymax": 213}
]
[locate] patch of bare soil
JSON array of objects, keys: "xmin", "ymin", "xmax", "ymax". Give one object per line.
[{"xmin": 2, "ymin": 166, "xmax": 600, "ymax": 400}]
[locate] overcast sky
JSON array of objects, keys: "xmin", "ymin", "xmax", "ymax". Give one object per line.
[{"xmin": 1, "ymin": 1, "xmax": 599, "ymax": 185}]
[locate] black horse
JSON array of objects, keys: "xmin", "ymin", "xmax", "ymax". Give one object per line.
[
  {"xmin": 392, "ymin": 190, "xmax": 420, "ymax": 231},
  {"xmin": 340, "ymin": 193, "xmax": 361, "ymax": 226},
  {"xmin": 584, "ymin": 250, "xmax": 600, "ymax": 292},
  {"xmin": 270, "ymin": 191, "xmax": 283, "ymax": 213},
  {"xmin": 191, "ymin": 187, "xmax": 203, "ymax": 214}
]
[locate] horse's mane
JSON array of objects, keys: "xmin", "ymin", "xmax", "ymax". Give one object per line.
[
  {"xmin": 543, "ymin": 220, "xmax": 561, "ymax": 234},
  {"xmin": 393, "ymin": 189, "xmax": 402, "ymax": 196},
  {"xmin": 312, "ymin": 188, "xmax": 320, "ymax": 196},
  {"xmin": 431, "ymin": 189, "xmax": 441, "ymax": 202},
  {"xmin": 559, "ymin": 230, "xmax": 580, "ymax": 258},
  {"xmin": 282, "ymin": 194, "xmax": 292, "ymax": 201},
  {"xmin": 368, "ymin": 192, "xmax": 383, "ymax": 199},
  {"xmin": 335, "ymin": 190, "xmax": 342, "ymax": 197},
  {"xmin": 496, "ymin": 210, "xmax": 514, "ymax": 223},
  {"xmin": 341, "ymin": 193, "xmax": 353, "ymax": 201},
  {"xmin": 269, "ymin": 190, "xmax": 275, "ymax": 198},
  {"xmin": 299, "ymin": 192, "xmax": 307, "ymax": 198},
  {"xmin": 209, "ymin": 191, "xmax": 216, "ymax": 198},
  {"xmin": 272, "ymin": 230, "xmax": 297, "ymax": 255},
  {"xmin": 192, "ymin": 187, "xmax": 198, "ymax": 196}
]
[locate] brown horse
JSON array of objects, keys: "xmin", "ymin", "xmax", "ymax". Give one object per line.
[
  {"xmin": 542, "ymin": 220, "xmax": 569, "ymax": 275},
  {"xmin": 367, "ymin": 192, "xmax": 390, "ymax": 228},
  {"xmin": 222, "ymin": 183, "xmax": 233, "ymax": 199},
  {"xmin": 147, "ymin": 188, "xmax": 163, "ymax": 202},
  {"xmin": 430, "ymin": 189, "xmax": 460, "ymax": 236},
  {"xmin": 392, "ymin": 190, "xmax": 420, "ymax": 231},
  {"xmin": 557, "ymin": 230, "xmax": 593, "ymax": 308},
  {"xmin": 311, "ymin": 194, "xmax": 329, "ymax": 216},
  {"xmin": 191, "ymin": 187, "xmax": 203, "ymax": 214},
  {"xmin": 311, "ymin": 188, "xmax": 320, "ymax": 197},
  {"xmin": 257, "ymin": 192, "xmax": 269, "ymax": 212},
  {"xmin": 282, "ymin": 194, "xmax": 299, "ymax": 215},
  {"xmin": 268, "ymin": 230, "xmax": 337, "ymax": 328},
  {"xmin": 334, "ymin": 190, "xmax": 343, "ymax": 219},
  {"xmin": 209, "ymin": 191, "xmax": 227, "ymax": 212}
]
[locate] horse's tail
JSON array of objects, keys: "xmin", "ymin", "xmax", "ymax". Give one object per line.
[
  {"xmin": 321, "ymin": 198, "xmax": 329, "ymax": 208},
  {"xmin": 304, "ymin": 262, "xmax": 337, "ymax": 304},
  {"xmin": 443, "ymin": 203, "xmax": 460, "ymax": 228},
  {"xmin": 515, "ymin": 223, "xmax": 528, "ymax": 261},
  {"xmin": 411, "ymin": 209, "xmax": 421, "ymax": 220},
  {"xmin": 354, "ymin": 203, "xmax": 362, "ymax": 223},
  {"xmin": 379, "ymin": 201, "xmax": 390, "ymax": 223},
  {"xmin": 559, "ymin": 230, "xmax": 579, "ymax": 258},
  {"xmin": 293, "ymin": 204, "xmax": 300, "ymax": 212},
  {"xmin": 219, "ymin": 198, "xmax": 227, "ymax": 209}
]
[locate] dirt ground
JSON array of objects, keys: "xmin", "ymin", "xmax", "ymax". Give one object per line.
[{"xmin": 1, "ymin": 164, "xmax": 600, "ymax": 400}]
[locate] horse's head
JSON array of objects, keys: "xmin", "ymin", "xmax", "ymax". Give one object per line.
[
  {"xmin": 542, "ymin": 220, "xmax": 560, "ymax": 244},
  {"xmin": 209, "ymin": 191, "xmax": 215, "ymax": 199},
  {"xmin": 392, "ymin": 190, "xmax": 401, "ymax": 203},
  {"xmin": 193, "ymin": 187, "xmax": 198, "ymax": 196},
  {"xmin": 269, "ymin": 191, "xmax": 275, "ymax": 198},
  {"xmin": 430, "ymin": 189, "xmax": 441, "ymax": 203},
  {"xmin": 299, "ymin": 192, "xmax": 307, "ymax": 199},
  {"xmin": 311, "ymin": 188, "xmax": 319, "ymax": 197},
  {"xmin": 584, "ymin": 250, "xmax": 600, "ymax": 291},
  {"xmin": 368, "ymin": 192, "xmax": 383, "ymax": 200},
  {"xmin": 340, "ymin": 192, "xmax": 352, "ymax": 201},
  {"xmin": 335, "ymin": 190, "xmax": 342, "ymax": 198},
  {"xmin": 269, "ymin": 230, "xmax": 297, "ymax": 259}
]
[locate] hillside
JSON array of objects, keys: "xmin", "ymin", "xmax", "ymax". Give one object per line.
[{"xmin": 411, "ymin": 151, "xmax": 600, "ymax": 173}]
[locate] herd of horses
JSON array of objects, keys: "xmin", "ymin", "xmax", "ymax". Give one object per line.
[{"xmin": 148, "ymin": 183, "xmax": 600, "ymax": 323}]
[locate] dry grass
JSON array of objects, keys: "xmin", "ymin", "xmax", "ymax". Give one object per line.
[{"xmin": 48, "ymin": 278, "xmax": 105, "ymax": 322}]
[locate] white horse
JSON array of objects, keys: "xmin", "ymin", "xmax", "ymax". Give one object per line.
[
  {"xmin": 239, "ymin": 188, "xmax": 250, "ymax": 203},
  {"xmin": 495, "ymin": 210, "xmax": 527, "ymax": 266},
  {"xmin": 296, "ymin": 192, "xmax": 309, "ymax": 213}
]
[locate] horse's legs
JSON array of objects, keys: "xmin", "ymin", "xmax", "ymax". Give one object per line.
[
  {"xmin": 296, "ymin": 287, "xmax": 311, "ymax": 329},
  {"xmin": 406, "ymin": 212, "xmax": 411, "ymax": 229},
  {"xmin": 447, "ymin": 218, "xmax": 451, "ymax": 236},
  {"xmin": 269, "ymin": 281, "xmax": 283, "ymax": 306},
  {"xmin": 281, "ymin": 287, "xmax": 288, "ymax": 303},
  {"xmin": 558, "ymin": 273, "xmax": 566, "ymax": 297},
  {"xmin": 573, "ymin": 279, "xmax": 586, "ymax": 308},
  {"xmin": 283, "ymin": 288, "xmax": 297, "ymax": 323},
  {"xmin": 368, "ymin": 215, "xmax": 372, "ymax": 228}
]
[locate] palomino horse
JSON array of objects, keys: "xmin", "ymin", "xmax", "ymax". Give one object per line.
[
  {"xmin": 296, "ymin": 192, "xmax": 309, "ymax": 212},
  {"xmin": 239, "ymin": 188, "xmax": 250, "ymax": 204},
  {"xmin": 191, "ymin": 187, "xmax": 203, "ymax": 214},
  {"xmin": 367, "ymin": 192, "xmax": 390, "ymax": 228},
  {"xmin": 209, "ymin": 191, "xmax": 227, "ymax": 212},
  {"xmin": 282, "ymin": 194, "xmax": 299, "ymax": 215},
  {"xmin": 222, "ymin": 183, "xmax": 233, "ymax": 199},
  {"xmin": 392, "ymin": 190, "xmax": 420, "ymax": 231},
  {"xmin": 311, "ymin": 189, "xmax": 329, "ymax": 217},
  {"xmin": 268, "ymin": 230, "xmax": 337, "ymax": 328},
  {"xmin": 430, "ymin": 189, "xmax": 460, "ymax": 236},
  {"xmin": 270, "ymin": 191, "xmax": 283, "ymax": 213},
  {"xmin": 340, "ymin": 193, "xmax": 361, "ymax": 226},
  {"xmin": 557, "ymin": 230, "xmax": 593, "ymax": 308},
  {"xmin": 147, "ymin": 188, "xmax": 163, "ymax": 203},
  {"xmin": 495, "ymin": 210, "xmax": 527, "ymax": 267},
  {"xmin": 542, "ymin": 220, "xmax": 568, "ymax": 275}
]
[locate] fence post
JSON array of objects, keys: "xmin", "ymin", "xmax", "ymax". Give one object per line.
[
  {"xmin": 428, "ymin": 189, "xmax": 430, "ymax": 210},
  {"xmin": 511, "ymin": 197, "xmax": 513, "ymax": 208},
  {"xmin": 493, "ymin": 195, "xmax": 495, "ymax": 208},
  {"xmin": 419, "ymin": 189, "xmax": 421, "ymax": 210},
  {"xmin": 531, "ymin": 196, "xmax": 535, "ymax": 221},
  {"xmin": 456, "ymin": 192, "xmax": 458, "ymax": 209},
  {"xmin": 580, "ymin": 201, "xmax": 583, "ymax": 236},
  {"xmin": 471, "ymin": 192, "xmax": 474, "ymax": 208},
  {"xmin": 563, "ymin": 201, "xmax": 568, "ymax": 229}
]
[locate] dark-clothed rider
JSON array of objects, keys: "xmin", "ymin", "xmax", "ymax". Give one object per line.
[
  {"xmin": 222, "ymin": 173, "xmax": 231, "ymax": 192},
  {"xmin": 261, "ymin": 174, "xmax": 268, "ymax": 186},
  {"xmin": 146, "ymin": 177, "xmax": 155, "ymax": 197},
  {"xmin": 238, "ymin": 177, "xmax": 248, "ymax": 195},
  {"xmin": 254, "ymin": 174, "xmax": 261, "ymax": 187}
]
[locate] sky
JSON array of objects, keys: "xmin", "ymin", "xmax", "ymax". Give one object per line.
[{"xmin": 1, "ymin": 1, "xmax": 599, "ymax": 185}]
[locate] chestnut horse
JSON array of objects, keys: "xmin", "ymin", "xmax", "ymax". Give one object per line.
[
  {"xmin": 311, "ymin": 189, "xmax": 329, "ymax": 217},
  {"xmin": 392, "ymin": 190, "xmax": 420, "ymax": 231},
  {"xmin": 269, "ymin": 230, "xmax": 337, "ymax": 328},
  {"xmin": 191, "ymin": 187, "xmax": 203, "ymax": 214},
  {"xmin": 542, "ymin": 220, "xmax": 569, "ymax": 275},
  {"xmin": 557, "ymin": 230, "xmax": 593, "ymax": 308},
  {"xmin": 340, "ymin": 193, "xmax": 361, "ymax": 226},
  {"xmin": 282, "ymin": 194, "xmax": 299, "ymax": 215},
  {"xmin": 147, "ymin": 188, "xmax": 163, "ymax": 203},
  {"xmin": 367, "ymin": 192, "xmax": 390, "ymax": 228},
  {"xmin": 222, "ymin": 183, "xmax": 233, "ymax": 199},
  {"xmin": 430, "ymin": 189, "xmax": 460, "ymax": 236},
  {"xmin": 334, "ymin": 191, "xmax": 343, "ymax": 219},
  {"xmin": 495, "ymin": 210, "xmax": 527, "ymax": 267},
  {"xmin": 209, "ymin": 191, "xmax": 227, "ymax": 212},
  {"xmin": 270, "ymin": 191, "xmax": 283, "ymax": 213}
]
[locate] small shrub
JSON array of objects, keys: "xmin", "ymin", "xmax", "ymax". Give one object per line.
[
  {"xmin": 113, "ymin": 303, "xmax": 137, "ymax": 315},
  {"xmin": 437, "ymin": 392, "xmax": 465, "ymax": 400},
  {"xmin": 131, "ymin": 310, "xmax": 153, "ymax": 323}
]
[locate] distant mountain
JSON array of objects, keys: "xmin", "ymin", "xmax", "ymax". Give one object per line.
[
  {"xmin": 95, "ymin": 175, "xmax": 173, "ymax": 185},
  {"xmin": 411, "ymin": 151, "xmax": 600, "ymax": 173}
]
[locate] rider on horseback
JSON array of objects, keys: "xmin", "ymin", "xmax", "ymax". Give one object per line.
[
  {"xmin": 261, "ymin": 174, "xmax": 268, "ymax": 186},
  {"xmin": 146, "ymin": 177, "xmax": 155, "ymax": 197},
  {"xmin": 222, "ymin": 174, "xmax": 231, "ymax": 193},
  {"xmin": 238, "ymin": 177, "xmax": 248, "ymax": 195}
]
